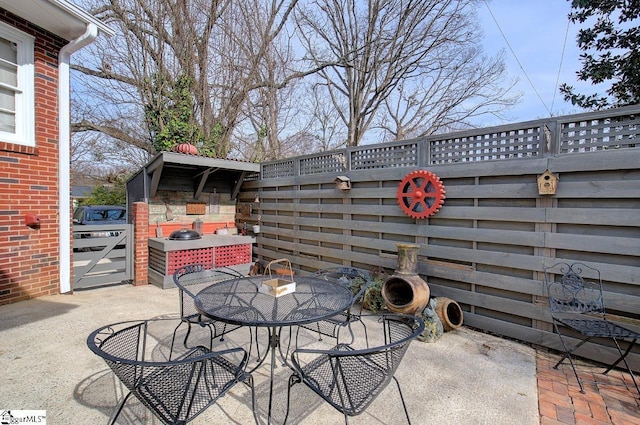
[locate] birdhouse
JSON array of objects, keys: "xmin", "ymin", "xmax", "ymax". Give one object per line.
[
  {"xmin": 537, "ymin": 169, "xmax": 558, "ymax": 195},
  {"xmin": 334, "ymin": 176, "xmax": 351, "ymax": 191}
]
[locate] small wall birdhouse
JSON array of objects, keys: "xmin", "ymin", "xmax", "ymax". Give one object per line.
[
  {"xmin": 537, "ymin": 169, "xmax": 558, "ymax": 195},
  {"xmin": 334, "ymin": 176, "xmax": 351, "ymax": 191}
]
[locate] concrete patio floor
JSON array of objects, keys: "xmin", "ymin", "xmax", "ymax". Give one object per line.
[{"xmin": 0, "ymin": 283, "xmax": 636, "ymax": 424}]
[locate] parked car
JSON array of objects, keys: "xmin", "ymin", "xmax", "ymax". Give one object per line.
[
  {"xmin": 73, "ymin": 205, "xmax": 126, "ymax": 225},
  {"xmin": 73, "ymin": 206, "xmax": 127, "ymax": 251}
]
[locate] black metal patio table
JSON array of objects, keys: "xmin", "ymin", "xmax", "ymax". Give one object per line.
[{"xmin": 194, "ymin": 275, "xmax": 353, "ymax": 424}]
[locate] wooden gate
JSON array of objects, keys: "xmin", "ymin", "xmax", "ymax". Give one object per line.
[{"xmin": 72, "ymin": 224, "xmax": 133, "ymax": 289}]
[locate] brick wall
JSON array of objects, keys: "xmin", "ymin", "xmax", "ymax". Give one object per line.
[
  {"xmin": 132, "ymin": 202, "xmax": 149, "ymax": 286},
  {"xmin": 0, "ymin": 11, "xmax": 67, "ymax": 305}
]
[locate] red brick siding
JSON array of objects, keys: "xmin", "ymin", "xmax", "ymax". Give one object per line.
[
  {"xmin": 0, "ymin": 10, "xmax": 68, "ymax": 305},
  {"xmin": 132, "ymin": 202, "xmax": 149, "ymax": 286}
]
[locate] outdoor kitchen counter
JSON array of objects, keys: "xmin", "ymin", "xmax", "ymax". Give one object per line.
[
  {"xmin": 148, "ymin": 234, "xmax": 256, "ymax": 289},
  {"xmin": 148, "ymin": 234, "xmax": 255, "ymax": 251}
]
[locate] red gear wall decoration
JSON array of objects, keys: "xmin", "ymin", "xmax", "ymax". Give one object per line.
[{"xmin": 396, "ymin": 170, "xmax": 446, "ymax": 219}]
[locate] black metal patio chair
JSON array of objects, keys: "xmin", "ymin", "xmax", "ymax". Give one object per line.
[
  {"xmin": 285, "ymin": 313, "xmax": 425, "ymax": 424},
  {"xmin": 87, "ymin": 318, "xmax": 258, "ymax": 425},
  {"xmin": 298, "ymin": 267, "xmax": 372, "ymax": 345},
  {"xmin": 544, "ymin": 262, "xmax": 639, "ymax": 397},
  {"xmin": 171, "ymin": 264, "xmax": 244, "ymax": 353}
]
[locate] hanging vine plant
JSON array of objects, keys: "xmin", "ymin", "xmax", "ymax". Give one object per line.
[{"xmin": 144, "ymin": 74, "xmax": 220, "ymax": 156}]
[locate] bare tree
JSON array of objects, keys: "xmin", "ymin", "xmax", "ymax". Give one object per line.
[
  {"xmin": 230, "ymin": 0, "xmax": 312, "ymax": 161},
  {"xmin": 295, "ymin": 0, "xmax": 518, "ymax": 146},
  {"xmin": 71, "ymin": 0, "xmax": 303, "ymax": 165},
  {"xmin": 304, "ymin": 84, "xmax": 347, "ymax": 151},
  {"xmin": 380, "ymin": 48, "xmax": 520, "ymax": 140}
]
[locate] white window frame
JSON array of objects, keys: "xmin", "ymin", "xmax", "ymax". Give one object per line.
[{"xmin": 0, "ymin": 22, "xmax": 34, "ymax": 146}]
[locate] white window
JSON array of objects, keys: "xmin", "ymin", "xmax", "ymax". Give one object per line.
[{"xmin": 0, "ymin": 22, "xmax": 34, "ymax": 146}]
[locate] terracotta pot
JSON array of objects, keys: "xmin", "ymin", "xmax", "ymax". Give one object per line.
[
  {"xmin": 172, "ymin": 143, "xmax": 198, "ymax": 155},
  {"xmin": 381, "ymin": 243, "xmax": 430, "ymax": 315},
  {"xmin": 433, "ymin": 297, "xmax": 463, "ymax": 331},
  {"xmin": 382, "ymin": 274, "xmax": 430, "ymax": 315}
]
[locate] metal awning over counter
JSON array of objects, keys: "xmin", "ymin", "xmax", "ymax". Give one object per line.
[{"xmin": 127, "ymin": 152, "xmax": 261, "ymax": 202}]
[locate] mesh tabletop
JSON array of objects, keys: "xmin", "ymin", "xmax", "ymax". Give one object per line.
[{"xmin": 194, "ymin": 276, "xmax": 354, "ymax": 327}]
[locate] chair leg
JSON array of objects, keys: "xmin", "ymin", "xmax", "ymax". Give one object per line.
[
  {"xmin": 603, "ymin": 338, "xmax": 637, "ymax": 373},
  {"xmin": 182, "ymin": 322, "xmax": 194, "ymax": 348},
  {"xmin": 169, "ymin": 320, "xmax": 186, "ymax": 360},
  {"xmin": 205, "ymin": 323, "xmax": 214, "ymax": 350},
  {"xmin": 246, "ymin": 327, "xmax": 263, "ymax": 364},
  {"xmin": 392, "ymin": 376, "xmax": 412, "ymax": 425},
  {"xmin": 108, "ymin": 391, "xmax": 132, "ymax": 425},
  {"xmin": 313, "ymin": 322, "xmax": 323, "ymax": 341},
  {"xmin": 218, "ymin": 323, "xmax": 228, "ymax": 341},
  {"xmin": 362, "ymin": 321, "xmax": 370, "ymax": 348},
  {"xmin": 608, "ymin": 337, "xmax": 640, "ymax": 397},
  {"xmin": 244, "ymin": 374, "xmax": 260, "ymax": 425},
  {"xmin": 553, "ymin": 323, "xmax": 592, "ymax": 394},
  {"xmin": 284, "ymin": 374, "xmax": 302, "ymax": 425},
  {"xmin": 279, "ymin": 326, "xmax": 294, "ymax": 366}
]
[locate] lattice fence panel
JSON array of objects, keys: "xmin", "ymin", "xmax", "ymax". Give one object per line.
[
  {"xmin": 300, "ymin": 152, "xmax": 347, "ymax": 175},
  {"xmin": 560, "ymin": 113, "xmax": 639, "ymax": 153},
  {"xmin": 430, "ymin": 127, "xmax": 541, "ymax": 164},
  {"xmin": 351, "ymin": 143, "xmax": 419, "ymax": 169},
  {"xmin": 262, "ymin": 160, "xmax": 295, "ymax": 178}
]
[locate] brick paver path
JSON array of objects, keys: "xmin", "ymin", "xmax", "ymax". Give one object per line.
[{"xmin": 537, "ymin": 351, "xmax": 640, "ymax": 424}]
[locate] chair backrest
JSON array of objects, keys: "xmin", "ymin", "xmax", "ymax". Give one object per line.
[
  {"xmin": 313, "ymin": 267, "xmax": 371, "ymax": 307},
  {"xmin": 293, "ymin": 313, "xmax": 424, "ymax": 416},
  {"xmin": 173, "ymin": 264, "xmax": 243, "ymax": 321},
  {"xmin": 544, "ymin": 262, "xmax": 605, "ymax": 316},
  {"xmin": 87, "ymin": 319, "xmax": 248, "ymax": 425}
]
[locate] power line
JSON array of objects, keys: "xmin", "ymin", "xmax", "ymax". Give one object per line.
[
  {"xmin": 551, "ymin": 16, "xmax": 571, "ymax": 115},
  {"xmin": 482, "ymin": 0, "xmax": 552, "ymax": 116}
]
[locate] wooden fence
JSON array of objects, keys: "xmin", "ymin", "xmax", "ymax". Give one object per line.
[{"xmin": 239, "ymin": 104, "xmax": 640, "ymax": 370}]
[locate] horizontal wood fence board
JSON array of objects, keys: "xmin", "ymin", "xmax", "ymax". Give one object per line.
[
  {"xmin": 554, "ymin": 180, "xmax": 640, "ymax": 198},
  {"xmin": 429, "ymin": 158, "xmax": 549, "ymax": 177},
  {"xmin": 256, "ymin": 239, "xmax": 396, "ymax": 269},
  {"xmin": 446, "ymin": 183, "xmax": 540, "ymax": 198},
  {"xmin": 255, "ymin": 246, "xmax": 398, "ymax": 272},
  {"xmin": 549, "ymin": 150, "xmax": 640, "ymax": 172},
  {"xmin": 258, "ymin": 216, "xmax": 401, "ymax": 231},
  {"xmin": 544, "ymin": 232, "xmax": 640, "ymax": 256},
  {"xmin": 426, "ymin": 264, "xmax": 546, "ymax": 297},
  {"xmin": 600, "ymin": 292, "xmax": 640, "ymax": 315},
  {"xmin": 421, "ymin": 245, "xmax": 545, "ymax": 271},
  {"xmin": 429, "ymin": 283, "xmax": 546, "ymax": 322},
  {"xmin": 260, "ymin": 202, "xmax": 402, "ymax": 216},
  {"xmin": 545, "ymin": 208, "xmax": 640, "ymax": 227},
  {"xmin": 425, "ymin": 225, "xmax": 546, "ymax": 247},
  {"xmin": 436, "ymin": 207, "xmax": 545, "ymax": 222}
]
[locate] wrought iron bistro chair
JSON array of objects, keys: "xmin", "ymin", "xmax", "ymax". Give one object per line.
[
  {"xmin": 285, "ymin": 313, "xmax": 425, "ymax": 425},
  {"xmin": 87, "ymin": 319, "xmax": 258, "ymax": 425},
  {"xmin": 544, "ymin": 262, "xmax": 640, "ymax": 396},
  {"xmin": 171, "ymin": 264, "xmax": 243, "ymax": 353},
  {"xmin": 298, "ymin": 267, "xmax": 372, "ymax": 344}
]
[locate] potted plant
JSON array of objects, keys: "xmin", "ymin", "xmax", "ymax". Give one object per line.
[{"xmin": 252, "ymin": 215, "xmax": 261, "ymax": 234}]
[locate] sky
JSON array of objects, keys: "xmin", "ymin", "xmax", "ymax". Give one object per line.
[{"xmin": 474, "ymin": 0, "xmax": 606, "ymax": 126}]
